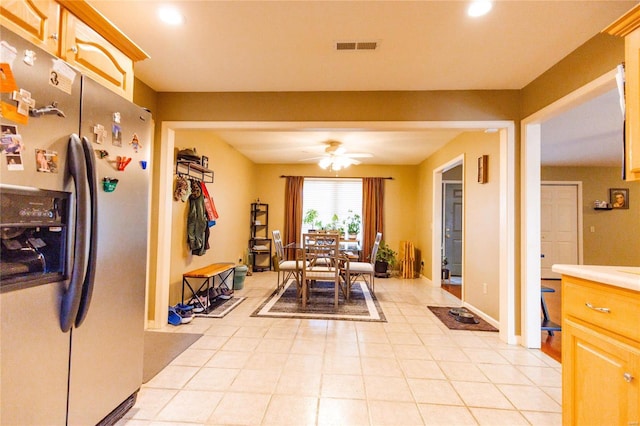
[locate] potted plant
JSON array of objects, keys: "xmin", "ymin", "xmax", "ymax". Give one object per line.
[
  {"xmin": 303, "ymin": 209, "xmax": 322, "ymax": 231},
  {"xmin": 343, "ymin": 210, "xmax": 361, "ymax": 239},
  {"xmin": 327, "ymin": 213, "xmax": 341, "ymax": 233},
  {"xmin": 375, "ymin": 240, "xmax": 397, "ymax": 276}
]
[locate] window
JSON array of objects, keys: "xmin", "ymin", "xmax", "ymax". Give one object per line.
[{"xmin": 302, "ymin": 178, "xmax": 362, "ymax": 239}]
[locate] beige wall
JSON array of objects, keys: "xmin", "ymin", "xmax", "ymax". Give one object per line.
[
  {"xmin": 253, "ymin": 164, "xmax": 419, "ymax": 269},
  {"xmin": 155, "ymin": 91, "xmax": 519, "ymax": 123},
  {"xmin": 521, "ymin": 34, "xmax": 624, "ymax": 119},
  {"xmin": 418, "ymin": 132, "xmax": 501, "ymax": 320},
  {"xmin": 542, "ymin": 166, "xmax": 640, "ymax": 266},
  {"xmin": 168, "ymin": 130, "xmax": 255, "ymax": 304}
]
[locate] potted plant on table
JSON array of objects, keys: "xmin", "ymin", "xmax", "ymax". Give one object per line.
[
  {"xmin": 303, "ymin": 209, "xmax": 322, "ymax": 232},
  {"xmin": 375, "ymin": 240, "xmax": 397, "ymax": 277},
  {"xmin": 343, "ymin": 210, "xmax": 361, "ymax": 240},
  {"xmin": 326, "ymin": 213, "xmax": 341, "ymax": 233}
]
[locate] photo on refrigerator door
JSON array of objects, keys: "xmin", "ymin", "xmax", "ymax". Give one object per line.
[{"xmin": 35, "ymin": 149, "xmax": 58, "ymax": 173}]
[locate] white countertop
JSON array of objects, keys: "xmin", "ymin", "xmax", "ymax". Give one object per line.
[{"xmin": 552, "ymin": 264, "xmax": 640, "ymax": 292}]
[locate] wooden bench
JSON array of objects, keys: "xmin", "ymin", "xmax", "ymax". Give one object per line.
[{"xmin": 182, "ymin": 263, "xmax": 235, "ymax": 313}]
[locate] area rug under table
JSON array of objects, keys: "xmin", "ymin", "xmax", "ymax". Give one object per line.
[
  {"xmin": 252, "ymin": 280, "xmax": 386, "ymax": 322},
  {"xmin": 427, "ymin": 306, "xmax": 498, "ymax": 332}
]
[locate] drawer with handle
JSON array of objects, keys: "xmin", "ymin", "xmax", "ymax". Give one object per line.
[{"xmin": 563, "ymin": 277, "xmax": 640, "ymax": 341}]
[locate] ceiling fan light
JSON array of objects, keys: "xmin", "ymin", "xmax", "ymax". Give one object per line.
[
  {"xmin": 335, "ymin": 157, "xmax": 354, "ymax": 170},
  {"xmin": 319, "ymin": 157, "xmax": 332, "ymax": 169}
]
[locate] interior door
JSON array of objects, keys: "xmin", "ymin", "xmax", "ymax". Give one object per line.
[
  {"xmin": 541, "ymin": 184, "xmax": 579, "ymax": 279},
  {"xmin": 443, "ymin": 182, "xmax": 463, "ymax": 276}
]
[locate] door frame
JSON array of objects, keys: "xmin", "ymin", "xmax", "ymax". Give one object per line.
[
  {"xmin": 521, "ymin": 70, "xmax": 617, "ymax": 347},
  {"xmin": 540, "ymin": 181, "xmax": 584, "ymax": 279},
  {"xmin": 431, "ymin": 124, "xmax": 516, "ymax": 344},
  {"xmin": 151, "ymin": 120, "xmax": 516, "ymax": 345}
]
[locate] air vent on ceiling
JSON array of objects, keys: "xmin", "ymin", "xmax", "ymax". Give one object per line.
[
  {"xmin": 336, "ymin": 42, "xmax": 357, "ymax": 50},
  {"xmin": 357, "ymin": 41, "xmax": 377, "ymax": 50},
  {"xmin": 335, "ymin": 40, "xmax": 378, "ymax": 51}
]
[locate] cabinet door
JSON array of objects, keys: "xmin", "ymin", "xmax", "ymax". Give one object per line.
[
  {"xmin": 0, "ymin": 0, "xmax": 60, "ymax": 54},
  {"xmin": 563, "ymin": 319, "xmax": 640, "ymax": 426},
  {"xmin": 626, "ymin": 28, "xmax": 640, "ymax": 181},
  {"xmin": 60, "ymin": 10, "xmax": 133, "ymax": 100}
]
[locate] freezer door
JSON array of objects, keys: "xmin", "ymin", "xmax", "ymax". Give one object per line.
[
  {"xmin": 0, "ymin": 282, "xmax": 70, "ymax": 425},
  {"xmin": 66, "ymin": 76, "xmax": 151, "ymax": 425},
  {"xmin": 0, "ymin": 27, "xmax": 81, "ymax": 425}
]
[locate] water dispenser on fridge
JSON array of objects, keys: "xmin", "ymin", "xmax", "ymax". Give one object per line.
[{"xmin": 0, "ymin": 186, "xmax": 69, "ymax": 293}]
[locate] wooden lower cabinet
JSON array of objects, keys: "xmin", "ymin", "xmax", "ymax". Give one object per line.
[
  {"xmin": 562, "ymin": 319, "xmax": 640, "ymax": 425},
  {"xmin": 562, "ymin": 276, "xmax": 640, "ymax": 425}
]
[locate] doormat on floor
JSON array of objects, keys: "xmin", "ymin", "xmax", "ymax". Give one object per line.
[
  {"xmin": 143, "ymin": 331, "xmax": 202, "ymax": 383},
  {"xmin": 251, "ymin": 280, "xmax": 386, "ymax": 322},
  {"xmin": 427, "ymin": 306, "xmax": 498, "ymax": 332},
  {"xmin": 195, "ymin": 296, "xmax": 246, "ymax": 318}
]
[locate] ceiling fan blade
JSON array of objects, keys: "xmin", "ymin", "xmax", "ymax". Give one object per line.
[
  {"xmin": 344, "ymin": 152, "xmax": 373, "ymax": 158},
  {"xmin": 298, "ymin": 155, "xmax": 326, "ymax": 161}
]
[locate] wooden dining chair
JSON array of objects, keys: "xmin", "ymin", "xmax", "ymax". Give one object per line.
[
  {"xmin": 344, "ymin": 232, "xmax": 382, "ymax": 297},
  {"xmin": 272, "ymin": 230, "xmax": 303, "ymax": 294},
  {"xmin": 300, "ymin": 233, "xmax": 347, "ymax": 308}
]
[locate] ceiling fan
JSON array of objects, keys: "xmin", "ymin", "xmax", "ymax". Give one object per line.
[{"xmin": 302, "ymin": 140, "xmax": 373, "ymax": 171}]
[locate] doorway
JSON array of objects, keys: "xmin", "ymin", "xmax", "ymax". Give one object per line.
[
  {"xmin": 442, "ymin": 165, "xmax": 463, "ymax": 299},
  {"xmin": 521, "ymin": 70, "xmax": 617, "ymax": 347}
]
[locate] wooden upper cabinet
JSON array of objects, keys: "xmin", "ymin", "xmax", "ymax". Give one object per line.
[
  {"xmin": 1, "ymin": 0, "xmax": 148, "ymax": 101},
  {"xmin": 604, "ymin": 4, "xmax": 640, "ymax": 181},
  {"xmin": 60, "ymin": 11, "xmax": 133, "ymax": 100},
  {"xmin": 0, "ymin": 0, "xmax": 60, "ymax": 54}
]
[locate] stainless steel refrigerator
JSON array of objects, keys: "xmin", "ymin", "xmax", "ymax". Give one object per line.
[{"xmin": 1, "ymin": 27, "xmax": 151, "ymax": 425}]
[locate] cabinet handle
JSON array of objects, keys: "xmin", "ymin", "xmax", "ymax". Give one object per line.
[
  {"xmin": 49, "ymin": 33, "xmax": 58, "ymax": 41},
  {"xmin": 585, "ymin": 302, "xmax": 610, "ymax": 313},
  {"xmin": 70, "ymin": 46, "xmax": 78, "ymax": 54},
  {"xmin": 624, "ymin": 372, "xmax": 634, "ymax": 383}
]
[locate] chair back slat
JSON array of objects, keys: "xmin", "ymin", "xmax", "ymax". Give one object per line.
[
  {"xmin": 369, "ymin": 232, "xmax": 382, "ymax": 266},
  {"xmin": 272, "ymin": 230, "xmax": 284, "ymax": 259},
  {"xmin": 303, "ymin": 232, "xmax": 340, "ymax": 268}
]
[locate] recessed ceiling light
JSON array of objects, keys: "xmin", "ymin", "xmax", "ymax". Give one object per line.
[
  {"xmin": 468, "ymin": 1, "xmax": 493, "ymax": 18},
  {"xmin": 158, "ymin": 6, "xmax": 183, "ymax": 25}
]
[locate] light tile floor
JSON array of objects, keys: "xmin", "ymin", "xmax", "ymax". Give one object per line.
[{"xmin": 119, "ymin": 272, "xmax": 561, "ymax": 426}]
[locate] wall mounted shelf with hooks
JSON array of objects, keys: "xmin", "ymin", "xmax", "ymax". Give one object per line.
[{"xmin": 176, "ymin": 160, "xmax": 214, "ymax": 183}]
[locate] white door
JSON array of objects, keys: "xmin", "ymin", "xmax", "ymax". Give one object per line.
[{"xmin": 541, "ymin": 184, "xmax": 579, "ymax": 279}]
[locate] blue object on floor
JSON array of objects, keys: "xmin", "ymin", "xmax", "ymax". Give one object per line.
[
  {"xmin": 541, "ymin": 286, "xmax": 561, "ymax": 336},
  {"xmin": 168, "ymin": 307, "xmax": 181, "ymax": 326}
]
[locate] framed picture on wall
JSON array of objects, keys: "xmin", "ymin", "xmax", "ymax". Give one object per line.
[
  {"xmin": 201, "ymin": 155, "xmax": 209, "ymax": 169},
  {"xmin": 610, "ymin": 188, "xmax": 629, "ymax": 209},
  {"xmin": 477, "ymin": 155, "xmax": 488, "ymax": 183}
]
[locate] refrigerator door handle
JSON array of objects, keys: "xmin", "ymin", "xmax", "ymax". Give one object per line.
[
  {"xmin": 61, "ymin": 134, "xmax": 90, "ymax": 332},
  {"xmin": 74, "ymin": 136, "xmax": 98, "ymax": 327}
]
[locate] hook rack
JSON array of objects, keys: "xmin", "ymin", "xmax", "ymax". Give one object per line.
[{"xmin": 176, "ymin": 160, "xmax": 214, "ymax": 183}]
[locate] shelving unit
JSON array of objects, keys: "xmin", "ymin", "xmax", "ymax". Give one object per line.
[
  {"xmin": 176, "ymin": 160, "xmax": 214, "ymax": 183},
  {"xmin": 249, "ymin": 203, "xmax": 272, "ymax": 271}
]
